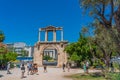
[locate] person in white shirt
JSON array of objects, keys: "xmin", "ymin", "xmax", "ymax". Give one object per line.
[
  {"xmin": 86, "ymin": 61, "xmax": 89, "ymax": 73},
  {"xmin": 7, "ymin": 62, "xmax": 11, "ymax": 74}
]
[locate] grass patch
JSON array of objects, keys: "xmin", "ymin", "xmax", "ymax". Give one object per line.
[
  {"xmin": 64, "ymin": 72, "xmax": 106, "ymax": 80},
  {"xmin": 107, "ymin": 72, "xmax": 120, "ymax": 80}
]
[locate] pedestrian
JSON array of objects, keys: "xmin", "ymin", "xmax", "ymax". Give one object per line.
[
  {"xmin": 0, "ymin": 64, "xmax": 4, "ymax": 70},
  {"xmin": 67, "ymin": 63, "xmax": 70, "ymax": 72},
  {"xmin": 29, "ymin": 62, "xmax": 33, "ymax": 75},
  {"xmin": 30, "ymin": 63, "xmax": 34, "ymax": 75},
  {"xmin": 34, "ymin": 63, "xmax": 39, "ymax": 75},
  {"xmin": 27, "ymin": 61, "xmax": 30, "ymax": 75},
  {"xmin": 83, "ymin": 62, "xmax": 86, "ymax": 73},
  {"xmin": 110, "ymin": 62, "xmax": 114, "ymax": 73},
  {"xmin": 86, "ymin": 61, "xmax": 89, "ymax": 73},
  {"xmin": 21, "ymin": 64, "xmax": 25, "ymax": 79},
  {"xmin": 62, "ymin": 63, "xmax": 66, "ymax": 72},
  {"xmin": 7, "ymin": 62, "xmax": 11, "ymax": 74},
  {"xmin": 43, "ymin": 65, "xmax": 47, "ymax": 73}
]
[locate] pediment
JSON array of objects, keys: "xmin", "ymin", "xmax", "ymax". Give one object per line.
[
  {"xmin": 40, "ymin": 25, "xmax": 62, "ymax": 31},
  {"xmin": 46, "ymin": 25, "xmax": 56, "ymax": 29}
]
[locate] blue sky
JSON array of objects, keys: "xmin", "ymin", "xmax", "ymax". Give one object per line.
[{"xmin": 0, "ymin": 0, "xmax": 91, "ymax": 45}]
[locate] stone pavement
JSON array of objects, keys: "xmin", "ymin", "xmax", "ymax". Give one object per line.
[{"xmin": 0, "ymin": 67, "xmax": 101, "ymax": 80}]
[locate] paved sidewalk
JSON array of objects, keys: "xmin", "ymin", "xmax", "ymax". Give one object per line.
[{"xmin": 0, "ymin": 67, "xmax": 100, "ymax": 80}]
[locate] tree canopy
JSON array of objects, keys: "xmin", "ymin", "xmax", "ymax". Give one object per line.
[
  {"xmin": 0, "ymin": 30, "xmax": 17, "ymax": 64},
  {"xmin": 79, "ymin": 0, "xmax": 120, "ymax": 28},
  {"xmin": 79, "ymin": 0, "xmax": 120, "ymax": 67},
  {"xmin": 0, "ymin": 30, "xmax": 5, "ymax": 42},
  {"xmin": 64, "ymin": 33, "xmax": 93, "ymax": 66}
]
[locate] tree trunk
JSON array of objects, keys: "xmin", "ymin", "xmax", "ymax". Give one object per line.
[{"xmin": 114, "ymin": 5, "xmax": 120, "ymax": 30}]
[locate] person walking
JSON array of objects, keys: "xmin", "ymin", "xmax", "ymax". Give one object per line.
[
  {"xmin": 83, "ymin": 62, "xmax": 86, "ymax": 73},
  {"xmin": 86, "ymin": 61, "xmax": 89, "ymax": 73},
  {"xmin": 21, "ymin": 64, "xmax": 25, "ymax": 79},
  {"xmin": 67, "ymin": 63, "xmax": 70, "ymax": 72},
  {"xmin": 110, "ymin": 62, "xmax": 114, "ymax": 73},
  {"xmin": 27, "ymin": 61, "xmax": 30, "ymax": 75},
  {"xmin": 7, "ymin": 62, "xmax": 11, "ymax": 74},
  {"xmin": 34, "ymin": 63, "xmax": 39, "ymax": 75},
  {"xmin": 62, "ymin": 63, "xmax": 66, "ymax": 72},
  {"xmin": 43, "ymin": 65, "xmax": 47, "ymax": 73}
]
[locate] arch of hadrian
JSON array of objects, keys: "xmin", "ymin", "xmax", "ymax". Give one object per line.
[{"xmin": 34, "ymin": 26, "xmax": 68, "ymax": 67}]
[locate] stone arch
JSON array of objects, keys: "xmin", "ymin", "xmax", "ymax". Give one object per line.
[
  {"xmin": 40, "ymin": 45, "xmax": 60, "ymax": 54},
  {"xmin": 34, "ymin": 26, "xmax": 68, "ymax": 67},
  {"xmin": 41, "ymin": 45, "xmax": 60, "ymax": 66}
]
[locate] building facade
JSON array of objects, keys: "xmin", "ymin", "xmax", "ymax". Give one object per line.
[{"xmin": 6, "ymin": 42, "xmax": 34, "ymax": 57}]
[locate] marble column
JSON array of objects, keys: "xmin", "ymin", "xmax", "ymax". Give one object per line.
[
  {"xmin": 45, "ymin": 31, "xmax": 48, "ymax": 41},
  {"xmin": 38, "ymin": 29, "xmax": 41, "ymax": 42},
  {"xmin": 61, "ymin": 30, "xmax": 63, "ymax": 41},
  {"xmin": 52, "ymin": 52, "xmax": 53, "ymax": 58},
  {"xmin": 53, "ymin": 30, "xmax": 56, "ymax": 42}
]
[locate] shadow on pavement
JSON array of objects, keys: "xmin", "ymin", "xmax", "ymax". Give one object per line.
[{"xmin": 0, "ymin": 74, "xmax": 4, "ymax": 78}]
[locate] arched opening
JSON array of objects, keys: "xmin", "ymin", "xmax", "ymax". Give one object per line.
[{"xmin": 42, "ymin": 46, "xmax": 58, "ymax": 66}]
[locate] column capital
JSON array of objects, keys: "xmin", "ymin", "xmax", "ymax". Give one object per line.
[{"xmin": 39, "ymin": 28, "xmax": 41, "ymax": 31}]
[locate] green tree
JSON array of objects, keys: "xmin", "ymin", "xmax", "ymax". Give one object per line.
[
  {"xmin": 5, "ymin": 52, "xmax": 18, "ymax": 61},
  {"xmin": 0, "ymin": 30, "xmax": 18, "ymax": 65},
  {"xmin": 0, "ymin": 46, "xmax": 7, "ymax": 54},
  {"xmin": 92, "ymin": 21, "xmax": 118, "ymax": 67},
  {"xmin": 43, "ymin": 55, "xmax": 52, "ymax": 61},
  {"xmin": 0, "ymin": 54, "xmax": 4, "ymax": 60},
  {"xmin": 65, "ymin": 33, "xmax": 93, "ymax": 66},
  {"xmin": 79, "ymin": 0, "xmax": 120, "ymax": 54},
  {"xmin": 70, "ymin": 52, "xmax": 80, "ymax": 61},
  {"xmin": 0, "ymin": 51, "xmax": 18, "ymax": 65},
  {"xmin": 79, "ymin": 0, "xmax": 120, "ymax": 28},
  {"xmin": 0, "ymin": 30, "xmax": 5, "ymax": 42},
  {"xmin": 79, "ymin": 0, "xmax": 120, "ymax": 67}
]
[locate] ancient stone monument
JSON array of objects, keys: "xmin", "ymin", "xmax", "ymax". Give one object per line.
[{"xmin": 34, "ymin": 25, "xmax": 68, "ymax": 67}]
